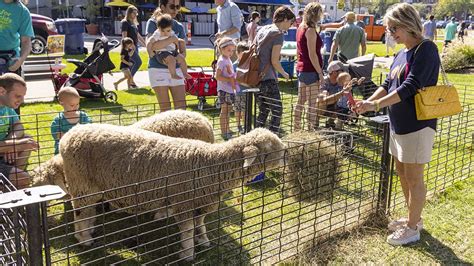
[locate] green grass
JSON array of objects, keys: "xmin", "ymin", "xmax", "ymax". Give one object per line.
[
  {"xmin": 366, "ymin": 41, "xmax": 444, "ymax": 57},
  {"xmin": 292, "ymin": 177, "xmax": 474, "ymax": 264},
  {"xmin": 21, "ymin": 45, "xmax": 473, "ymax": 264},
  {"xmin": 61, "ymin": 49, "xmax": 215, "ymax": 74}
]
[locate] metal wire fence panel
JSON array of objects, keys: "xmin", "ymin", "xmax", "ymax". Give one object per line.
[
  {"xmin": 389, "ymin": 103, "xmax": 474, "ymax": 211},
  {"xmin": 1, "ymin": 76, "xmax": 471, "ymax": 264},
  {"xmin": 42, "ymin": 118, "xmax": 383, "ymax": 264},
  {"xmin": 0, "ymin": 174, "xmax": 28, "ymax": 265}
]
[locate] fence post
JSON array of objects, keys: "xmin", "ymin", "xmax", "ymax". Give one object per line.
[
  {"xmin": 25, "ymin": 203, "xmax": 43, "ymax": 266},
  {"xmin": 243, "ymin": 88, "xmax": 260, "ymax": 133},
  {"xmin": 370, "ymin": 115, "xmax": 392, "ymax": 215},
  {"xmin": 0, "ymin": 185, "xmax": 66, "ymax": 266}
]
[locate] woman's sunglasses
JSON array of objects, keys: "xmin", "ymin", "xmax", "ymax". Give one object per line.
[
  {"xmin": 168, "ymin": 4, "xmax": 181, "ymax": 10},
  {"xmin": 387, "ymin": 26, "xmax": 397, "ymax": 35}
]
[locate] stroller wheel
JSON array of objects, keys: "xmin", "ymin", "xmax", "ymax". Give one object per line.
[{"xmin": 104, "ymin": 91, "xmax": 118, "ymax": 103}]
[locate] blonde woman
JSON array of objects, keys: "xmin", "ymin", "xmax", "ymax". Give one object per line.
[
  {"xmin": 355, "ymin": 3, "xmax": 441, "ymax": 245},
  {"xmin": 121, "ymin": 5, "xmax": 146, "ymax": 83},
  {"xmin": 293, "ymin": 2, "xmax": 325, "ymax": 131}
]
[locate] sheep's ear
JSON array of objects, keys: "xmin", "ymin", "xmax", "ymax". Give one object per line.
[{"xmin": 243, "ymin": 146, "xmax": 258, "ymax": 168}]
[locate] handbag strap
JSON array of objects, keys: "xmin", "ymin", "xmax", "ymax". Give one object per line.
[{"xmin": 411, "ymin": 39, "xmax": 450, "ymax": 86}]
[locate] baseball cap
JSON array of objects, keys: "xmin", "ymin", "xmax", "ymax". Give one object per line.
[{"xmin": 328, "ymin": 61, "xmax": 344, "ymax": 73}]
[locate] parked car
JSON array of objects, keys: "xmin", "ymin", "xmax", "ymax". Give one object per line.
[{"xmin": 31, "ymin": 13, "xmax": 58, "ymax": 54}]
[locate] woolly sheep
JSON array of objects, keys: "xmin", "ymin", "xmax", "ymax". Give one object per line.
[
  {"xmin": 31, "ymin": 110, "xmax": 215, "ymax": 191},
  {"xmin": 60, "ymin": 124, "xmax": 285, "ymax": 261}
]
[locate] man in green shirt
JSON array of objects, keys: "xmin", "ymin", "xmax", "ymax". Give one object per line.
[
  {"xmin": 0, "ymin": 73, "xmax": 38, "ymax": 189},
  {"xmin": 444, "ymin": 17, "xmax": 457, "ymax": 47},
  {"xmin": 329, "ymin": 12, "xmax": 367, "ymax": 62}
]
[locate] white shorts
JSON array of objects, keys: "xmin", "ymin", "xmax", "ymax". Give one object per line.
[
  {"xmin": 389, "ymin": 127, "xmax": 436, "ymax": 164},
  {"xmin": 148, "ymin": 68, "xmax": 185, "ymax": 88}
]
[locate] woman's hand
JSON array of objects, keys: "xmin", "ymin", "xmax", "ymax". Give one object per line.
[
  {"xmin": 354, "ymin": 100, "xmax": 376, "ymax": 114},
  {"xmin": 318, "ymin": 72, "xmax": 325, "ymax": 86}
]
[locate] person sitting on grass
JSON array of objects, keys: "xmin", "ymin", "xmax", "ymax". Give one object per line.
[
  {"xmin": 0, "ymin": 73, "xmax": 39, "ymax": 189},
  {"xmin": 51, "ymin": 87, "xmax": 92, "ymax": 155},
  {"xmin": 150, "ymin": 14, "xmax": 191, "ymax": 80},
  {"xmin": 319, "ymin": 72, "xmax": 363, "ymax": 129},
  {"xmin": 232, "ymin": 41, "xmax": 249, "ymax": 134},
  {"xmin": 114, "ymin": 37, "xmax": 137, "ymax": 90}
]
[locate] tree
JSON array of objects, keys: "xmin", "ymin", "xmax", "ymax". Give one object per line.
[
  {"xmin": 369, "ymin": 0, "xmax": 400, "ymax": 17},
  {"xmin": 85, "ymin": 0, "xmax": 100, "ymax": 24},
  {"xmin": 412, "ymin": 3, "xmax": 428, "ymax": 19},
  {"xmin": 434, "ymin": 0, "xmax": 474, "ymax": 20}
]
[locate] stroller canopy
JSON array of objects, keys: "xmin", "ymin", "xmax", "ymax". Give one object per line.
[{"xmin": 344, "ymin": 54, "xmax": 375, "ymax": 80}]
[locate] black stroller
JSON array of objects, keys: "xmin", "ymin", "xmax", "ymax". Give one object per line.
[
  {"xmin": 340, "ymin": 53, "xmax": 378, "ymax": 100},
  {"xmin": 52, "ymin": 36, "xmax": 120, "ymax": 103}
]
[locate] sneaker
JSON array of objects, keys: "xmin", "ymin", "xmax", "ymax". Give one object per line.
[
  {"xmin": 387, "ymin": 225, "xmax": 420, "ymax": 246},
  {"xmin": 388, "ymin": 217, "xmax": 423, "ymax": 232},
  {"xmin": 221, "ymin": 132, "xmax": 233, "ymax": 141}
]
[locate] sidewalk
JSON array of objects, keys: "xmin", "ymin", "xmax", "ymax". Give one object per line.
[
  {"xmin": 25, "ymin": 71, "xmax": 150, "ymax": 103},
  {"xmin": 83, "ymin": 34, "xmax": 214, "ymax": 52},
  {"xmin": 25, "ymin": 67, "xmax": 212, "ymax": 103}
]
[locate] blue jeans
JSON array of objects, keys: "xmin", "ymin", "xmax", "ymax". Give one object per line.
[
  {"xmin": 256, "ymin": 80, "xmax": 282, "ymax": 134},
  {"xmin": 130, "ymin": 49, "xmax": 142, "ymax": 76}
]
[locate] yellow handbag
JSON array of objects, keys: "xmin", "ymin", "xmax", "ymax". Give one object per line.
[
  {"xmin": 414, "ymin": 84, "xmax": 462, "ymax": 120},
  {"xmin": 412, "ymin": 42, "xmax": 462, "ymax": 120}
]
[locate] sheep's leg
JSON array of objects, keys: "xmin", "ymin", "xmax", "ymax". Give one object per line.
[
  {"xmin": 177, "ymin": 218, "xmax": 195, "ymax": 261},
  {"xmin": 72, "ymin": 197, "xmax": 100, "ymax": 246},
  {"xmin": 194, "ymin": 214, "xmax": 210, "ymax": 247}
]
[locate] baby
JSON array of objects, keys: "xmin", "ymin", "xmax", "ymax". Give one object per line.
[
  {"xmin": 150, "ymin": 14, "xmax": 191, "ymax": 80},
  {"xmin": 51, "ymin": 87, "xmax": 92, "ymax": 154}
]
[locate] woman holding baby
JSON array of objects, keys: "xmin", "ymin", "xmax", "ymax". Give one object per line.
[{"xmin": 146, "ymin": 0, "xmax": 187, "ymax": 112}]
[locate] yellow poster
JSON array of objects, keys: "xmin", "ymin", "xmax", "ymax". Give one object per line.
[{"xmin": 47, "ymin": 35, "xmax": 65, "ymax": 56}]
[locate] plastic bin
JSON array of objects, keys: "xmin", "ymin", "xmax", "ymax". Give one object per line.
[
  {"xmin": 284, "ymin": 27, "xmax": 297, "ymax": 42},
  {"xmin": 279, "ymin": 60, "xmax": 295, "ymax": 79},
  {"xmin": 55, "ymin": 18, "xmax": 86, "ymax": 34},
  {"xmin": 55, "ymin": 18, "xmax": 86, "ymax": 55}
]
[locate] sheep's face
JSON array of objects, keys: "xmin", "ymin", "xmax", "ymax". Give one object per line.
[
  {"xmin": 242, "ymin": 128, "xmax": 285, "ymax": 174},
  {"xmin": 31, "ymin": 155, "xmax": 67, "ymax": 192}
]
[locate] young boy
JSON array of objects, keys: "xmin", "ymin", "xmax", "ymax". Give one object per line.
[
  {"xmin": 51, "ymin": 87, "xmax": 92, "ymax": 154},
  {"xmin": 233, "ymin": 42, "xmax": 249, "ymax": 134},
  {"xmin": 150, "ymin": 14, "xmax": 191, "ymax": 80}
]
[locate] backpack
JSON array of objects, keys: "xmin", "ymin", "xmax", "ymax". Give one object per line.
[{"xmin": 236, "ymin": 32, "xmax": 280, "ymax": 87}]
